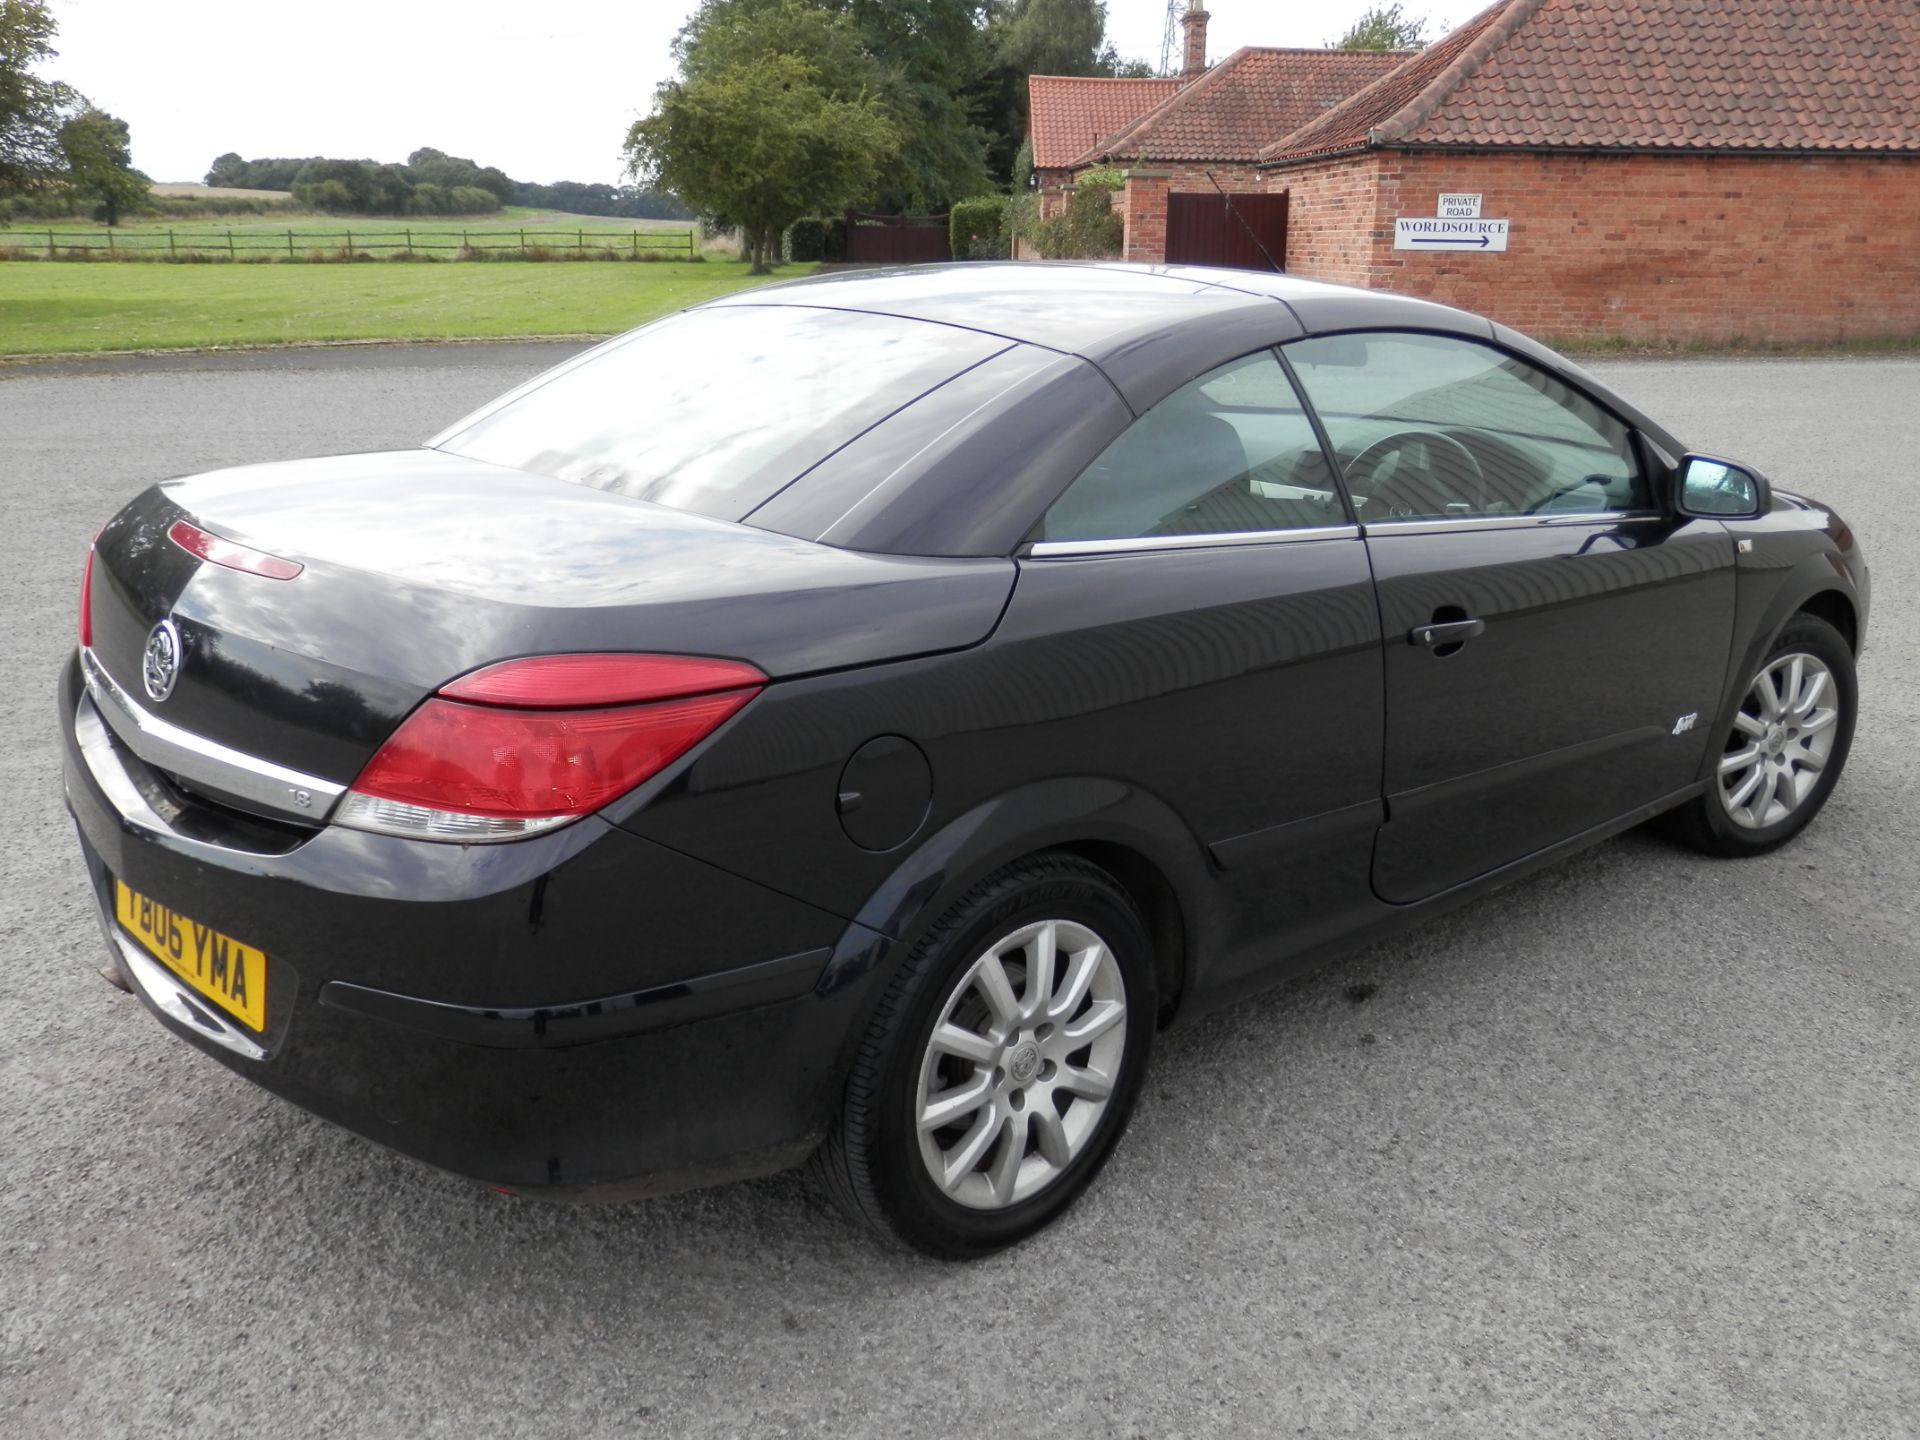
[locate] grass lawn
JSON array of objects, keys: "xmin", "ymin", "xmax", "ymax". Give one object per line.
[{"xmin": 0, "ymin": 260, "xmax": 805, "ymax": 356}]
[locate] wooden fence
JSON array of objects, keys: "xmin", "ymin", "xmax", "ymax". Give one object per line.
[
  {"xmin": 845, "ymin": 210, "xmax": 950, "ymax": 265},
  {"xmin": 1, "ymin": 227, "xmax": 699, "ymax": 260}
]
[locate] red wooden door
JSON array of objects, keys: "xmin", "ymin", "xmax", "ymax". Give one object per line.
[{"xmin": 1164, "ymin": 192, "xmax": 1288, "ymax": 271}]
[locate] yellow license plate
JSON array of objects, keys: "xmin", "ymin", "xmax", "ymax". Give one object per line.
[{"xmin": 114, "ymin": 880, "xmax": 267, "ymax": 1033}]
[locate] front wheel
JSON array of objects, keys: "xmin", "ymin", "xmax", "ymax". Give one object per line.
[
  {"xmin": 812, "ymin": 853, "xmax": 1156, "ymax": 1258},
  {"xmin": 1666, "ymin": 613, "xmax": 1857, "ymax": 857}
]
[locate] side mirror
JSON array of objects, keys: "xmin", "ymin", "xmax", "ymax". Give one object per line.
[{"xmin": 1675, "ymin": 454, "xmax": 1770, "ymax": 519}]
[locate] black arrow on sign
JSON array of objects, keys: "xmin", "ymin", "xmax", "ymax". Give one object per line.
[{"xmin": 1411, "ymin": 234, "xmax": 1492, "ymax": 247}]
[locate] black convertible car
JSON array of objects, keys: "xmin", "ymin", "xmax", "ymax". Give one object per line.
[{"xmin": 64, "ymin": 264, "xmax": 1869, "ymax": 1257}]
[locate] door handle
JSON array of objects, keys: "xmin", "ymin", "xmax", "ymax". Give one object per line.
[{"xmin": 1409, "ymin": 618, "xmax": 1485, "ymax": 648}]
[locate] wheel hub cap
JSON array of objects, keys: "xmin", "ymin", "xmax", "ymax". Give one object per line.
[{"xmin": 1006, "ymin": 1040, "xmax": 1041, "ymax": 1085}]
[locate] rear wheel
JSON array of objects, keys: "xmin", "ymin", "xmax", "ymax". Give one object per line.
[
  {"xmin": 813, "ymin": 853, "xmax": 1155, "ymax": 1258},
  {"xmin": 1666, "ymin": 614, "xmax": 1856, "ymax": 857}
]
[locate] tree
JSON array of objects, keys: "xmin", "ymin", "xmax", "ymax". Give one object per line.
[
  {"xmin": 843, "ymin": 0, "xmax": 994, "ymax": 210},
  {"xmin": 627, "ymin": 48, "xmax": 899, "ymax": 272},
  {"xmin": 205, "ymin": 151, "xmax": 247, "ymax": 187},
  {"xmin": 291, "ymin": 157, "xmax": 379, "ymax": 211},
  {"xmin": 298, "ymin": 178, "xmax": 354, "ymax": 213},
  {"xmin": 1098, "ymin": 46, "xmax": 1158, "ymax": 79},
  {"xmin": 410, "ymin": 180, "xmax": 452, "ymax": 215},
  {"xmin": 629, "ymin": 3, "xmax": 903, "ymax": 271},
  {"xmin": 990, "ymin": 0, "xmax": 1106, "ymax": 79},
  {"xmin": 0, "ymin": 0, "xmax": 77, "ymax": 195},
  {"xmin": 672, "ymin": 0, "xmax": 1004, "ymax": 211},
  {"xmin": 205, "ymin": 155, "xmax": 313, "ymax": 191},
  {"xmin": 1334, "ymin": 3, "xmax": 1430, "ymax": 51},
  {"xmin": 406, "ymin": 146, "xmax": 513, "ymax": 203},
  {"xmin": 58, "ymin": 107, "xmax": 145, "ymax": 224},
  {"xmin": 979, "ymin": 0, "xmax": 1144, "ymax": 183},
  {"xmin": 665, "ymin": 0, "xmax": 981, "ymax": 215}
]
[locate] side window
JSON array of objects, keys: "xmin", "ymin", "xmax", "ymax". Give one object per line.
[
  {"xmin": 1285, "ymin": 332, "xmax": 1650, "ymax": 522},
  {"xmin": 1041, "ymin": 351, "xmax": 1344, "ymax": 543}
]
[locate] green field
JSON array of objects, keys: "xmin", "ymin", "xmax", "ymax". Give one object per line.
[
  {"xmin": 0, "ymin": 260, "xmax": 805, "ymax": 356},
  {"xmin": 0, "ymin": 205, "xmax": 704, "ymax": 260}
]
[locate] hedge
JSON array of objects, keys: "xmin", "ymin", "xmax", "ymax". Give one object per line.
[
  {"xmin": 950, "ymin": 196, "xmax": 1009, "ymax": 260},
  {"xmin": 788, "ymin": 216, "xmax": 848, "ymax": 263}
]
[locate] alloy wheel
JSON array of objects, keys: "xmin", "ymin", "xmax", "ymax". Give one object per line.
[
  {"xmin": 914, "ymin": 918, "xmax": 1128, "ymax": 1211},
  {"xmin": 1717, "ymin": 651, "xmax": 1841, "ymax": 830}
]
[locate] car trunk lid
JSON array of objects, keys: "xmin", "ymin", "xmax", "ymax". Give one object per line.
[{"xmin": 83, "ymin": 449, "xmax": 1014, "ymax": 805}]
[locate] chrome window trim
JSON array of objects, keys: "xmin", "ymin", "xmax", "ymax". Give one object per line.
[
  {"xmin": 1360, "ymin": 510, "xmax": 1667, "ymax": 538},
  {"xmin": 81, "ymin": 649, "xmax": 344, "ymax": 823},
  {"xmin": 1026, "ymin": 523, "xmax": 1360, "ymax": 558}
]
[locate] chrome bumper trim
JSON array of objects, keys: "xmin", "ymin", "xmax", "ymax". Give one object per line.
[
  {"xmin": 76, "ymin": 691, "xmax": 176, "ymax": 838},
  {"xmin": 106, "ymin": 924, "xmax": 268, "ymax": 1061},
  {"xmin": 81, "ymin": 648, "xmax": 343, "ymax": 823}
]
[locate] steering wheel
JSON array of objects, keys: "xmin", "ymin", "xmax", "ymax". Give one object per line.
[{"xmin": 1345, "ymin": 430, "xmax": 1485, "ymax": 519}]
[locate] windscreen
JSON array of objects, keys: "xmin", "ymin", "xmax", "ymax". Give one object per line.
[{"xmin": 435, "ymin": 305, "xmax": 1007, "ymax": 522}]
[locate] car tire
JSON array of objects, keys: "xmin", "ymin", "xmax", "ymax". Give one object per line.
[
  {"xmin": 1665, "ymin": 613, "xmax": 1857, "ymax": 858},
  {"xmin": 812, "ymin": 852, "xmax": 1156, "ymax": 1259}
]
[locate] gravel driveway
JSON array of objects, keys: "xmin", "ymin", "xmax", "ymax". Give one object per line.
[{"xmin": 2, "ymin": 345, "xmax": 1915, "ymax": 1439}]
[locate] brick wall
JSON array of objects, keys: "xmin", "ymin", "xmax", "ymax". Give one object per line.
[
  {"xmin": 1272, "ymin": 149, "xmax": 1920, "ymax": 344},
  {"xmin": 1147, "ymin": 161, "xmax": 1264, "ymax": 193},
  {"xmin": 1267, "ymin": 154, "xmax": 1390, "ymax": 288},
  {"xmin": 1122, "ymin": 171, "xmax": 1169, "ymax": 262},
  {"xmin": 1034, "ymin": 166, "xmax": 1074, "ymax": 221}
]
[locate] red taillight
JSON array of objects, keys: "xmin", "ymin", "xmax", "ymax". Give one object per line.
[
  {"xmin": 439, "ymin": 652, "xmax": 764, "ymax": 708},
  {"xmin": 167, "ymin": 520, "xmax": 303, "ymax": 581},
  {"xmin": 337, "ymin": 654, "xmax": 764, "ymax": 843},
  {"xmin": 351, "ymin": 691, "xmax": 755, "ymax": 819},
  {"xmin": 79, "ymin": 541, "xmax": 96, "ymax": 648}
]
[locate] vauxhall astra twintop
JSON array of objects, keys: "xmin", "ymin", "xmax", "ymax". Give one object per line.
[{"xmin": 63, "ymin": 264, "xmax": 1868, "ymax": 1256}]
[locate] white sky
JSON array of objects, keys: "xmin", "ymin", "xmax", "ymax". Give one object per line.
[{"xmin": 44, "ymin": 1, "xmax": 1456, "ymax": 186}]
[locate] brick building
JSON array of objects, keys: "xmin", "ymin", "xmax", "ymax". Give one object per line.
[
  {"xmin": 1028, "ymin": 74, "xmax": 1179, "ymax": 211},
  {"xmin": 1027, "ymin": 9, "xmax": 1400, "ymax": 231},
  {"xmin": 1030, "ymin": 0, "xmax": 1920, "ymax": 343}
]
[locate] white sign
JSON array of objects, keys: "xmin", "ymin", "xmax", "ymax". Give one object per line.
[
  {"xmin": 1395, "ymin": 217, "xmax": 1509, "ymax": 252},
  {"xmin": 1438, "ymin": 192, "xmax": 1482, "ymax": 218}
]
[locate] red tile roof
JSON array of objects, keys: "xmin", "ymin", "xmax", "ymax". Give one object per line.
[
  {"xmin": 1263, "ymin": 0, "xmax": 1920, "ymax": 165},
  {"xmin": 1074, "ymin": 47, "xmax": 1410, "ymax": 165},
  {"xmin": 1028, "ymin": 75, "xmax": 1180, "ymax": 169}
]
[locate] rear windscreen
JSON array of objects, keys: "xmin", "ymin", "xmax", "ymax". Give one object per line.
[{"xmin": 435, "ymin": 305, "xmax": 1007, "ymax": 521}]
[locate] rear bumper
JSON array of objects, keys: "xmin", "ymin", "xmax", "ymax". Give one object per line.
[{"xmin": 61, "ymin": 654, "xmax": 890, "ymax": 1199}]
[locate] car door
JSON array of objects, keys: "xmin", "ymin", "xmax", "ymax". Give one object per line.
[
  {"xmin": 1000, "ymin": 348, "xmax": 1385, "ymax": 984},
  {"xmin": 1284, "ymin": 331, "xmax": 1736, "ymax": 904}
]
